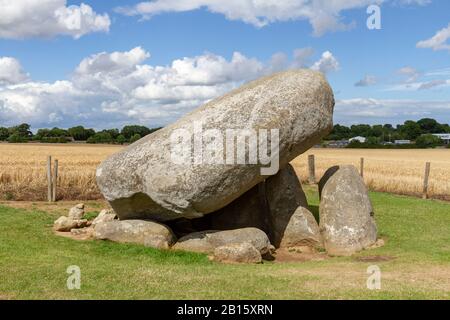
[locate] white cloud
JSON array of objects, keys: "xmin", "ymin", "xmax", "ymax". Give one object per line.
[
  {"xmin": 0, "ymin": 57, "xmax": 29, "ymax": 85},
  {"xmin": 116, "ymin": 0, "xmax": 376, "ymax": 36},
  {"xmin": 310, "ymin": 51, "xmax": 340, "ymax": 74},
  {"xmin": 385, "ymin": 66, "xmax": 450, "ymax": 91},
  {"xmin": 0, "ymin": 0, "xmax": 110, "ymax": 39},
  {"xmin": 116, "ymin": 0, "xmax": 431, "ymax": 36},
  {"xmin": 417, "ymin": 23, "xmax": 450, "ymax": 52},
  {"xmin": 335, "ymin": 98, "xmax": 450, "ymax": 125},
  {"xmin": 75, "ymin": 47, "xmax": 151, "ymax": 75},
  {"xmin": 397, "ymin": 66, "xmax": 421, "ymax": 83},
  {"xmin": 0, "ymin": 47, "xmax": 339, "ymax": 129},
  {"xmin": 355, "ymin": 75, "xmax": 377, "ymax": 87},
  {"xmin": 418, "ymin": 79, "xmax": 449, "ymax": 90}
]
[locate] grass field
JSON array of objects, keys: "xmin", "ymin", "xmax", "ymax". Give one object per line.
[
  {"xmin": 1, "ymin": 143, "xmax": 449, "ymax": 201},
  {"xmin": 0, "ymin": 187, "xmax": 449, "ymax": 300}
]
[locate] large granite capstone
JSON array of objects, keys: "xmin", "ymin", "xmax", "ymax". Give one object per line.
[{"xmin": 96, "ymin": 69, "xmax": 335, "ymax": 222}]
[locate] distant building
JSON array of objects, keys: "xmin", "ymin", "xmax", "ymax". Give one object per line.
[
  {"xmin": 394, "ymin": 140, "xmax": 411, "ymax": 145},
  {"xmin": 432, "ymin": 133, "xmax": 450, "ymax": 144},
  {"xmin": 326, "ymin": 140, "xmax": 349, "ymax": 148},
  {"xmin": 349, "ymin": 136, "xmax": 366, "ymax": 143}
]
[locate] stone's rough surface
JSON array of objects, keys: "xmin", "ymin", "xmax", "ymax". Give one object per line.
[
  {"xmin": 265, "ymin": 164, "xmax": 312, "ymax": 247},
  {"xmin": 213, "ymin": 243, "xmax": 262, "ymax": 264},
  {"xmin": 71, "ymin": 227, "xmax": 95, "ymax": 239},
  {"xmin": 93, "ymin": 220, "xmax": 176, "ymax": 249},
  {"xmin": 278, "ymin": 206, "xmax": 323, "ymax": 248},
  {"xmin": 97, "ymin": 70, "xmax": 335, "ymax": 222},
  {"xmin": 172, "ymin": 232, "xmax": 215, "ymax": 253},
  {"xmin": 92, "ymin": 209, "xmax": 117, "ymax": 227},
  {"xmin": 195, "ymin": 164, "xmax": 321, "ymax": 249},
  {"xmin": 208, "ymin": 185, "xmax": 269, "ymax": 232},
  {"xmin": 319, "ymin": 165, "xmax": 378, "ymax": 256},
  {"xmin": 173, "ymin": 228, "xmax": 272, "ymax": 254},
  {"xmin": 53, "ymin": 216, "xmax": 88, "ymax": 232},
  {"xmin": 68, "ymin": 203, "xmax": 84, "ymax": 220}
]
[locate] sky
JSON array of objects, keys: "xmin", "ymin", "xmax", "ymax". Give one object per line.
[{"xmin": 0, "ymin": 0, "xmax": 449, "ymax": 130}]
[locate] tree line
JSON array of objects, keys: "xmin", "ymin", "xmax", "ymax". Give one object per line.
[
  {"xmin": 0, "ymin": 124, "xmax": 162, "ymax": 144},
  {"xmin": 1, "ymin": 118, "xmax": 449, "ymax": 148},
  {"xmin": 325, "ymin": 118, "xmax": 450, "ymax": 148}
]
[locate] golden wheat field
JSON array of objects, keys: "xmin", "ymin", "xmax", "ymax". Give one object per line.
[
  {"xmin": 0, "ymin": 143, "xmax": 121, "ymax": 201},
  {"xmin": 1, "ymin": 143, "xmax": 449, "ymax": 201},
  {"xmin": 292, "ymin": 148, "xmax": 450, "ymax": 200}
]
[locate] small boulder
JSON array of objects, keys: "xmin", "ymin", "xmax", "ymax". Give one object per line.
[
  {"xmin": 319, "ymin": 165, "xmax": 378, "ymax": 256},
  {"xmin": 212, "ymin": 242, "xmax": 262, "ymax": 264},
  {"xmin": 173, "ymin": 228, "xmax": 272, "ymax": 255},
  {"xmin": 68, "ymin": 203, "xmax": 85, "ymax": 220},
  {"xmin": 70, "ymin": 227, "xmax": 95, "ymax": 239},
  {"xmin": 53, "ymin": 216, "xmax": 88, "ymax": 232},
  {"xmin": 93, "ymin": 220, "xmax": 176, "ymax": 249},
  {"xmin": 265, "ymin": 164, "xmax": 315, "ymax": 248},
  {"xmin": 278, "ymin": 206, "xmax": 323, "ymax": 249},
  {"xmin": 92, "ymin": 209, "xmax": 117, "ymax": 227}
]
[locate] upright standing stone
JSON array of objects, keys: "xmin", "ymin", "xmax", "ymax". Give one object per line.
[{"xmin": 319, "ymin": 165, "xmax": 377, "ymax": 256}]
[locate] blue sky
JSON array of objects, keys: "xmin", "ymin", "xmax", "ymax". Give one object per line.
[{"xmin": 0, "ymin": 0, "xmax": 449, "ymax": 130}]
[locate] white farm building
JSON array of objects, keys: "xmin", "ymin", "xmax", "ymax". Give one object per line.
[
  {"xmin": 432, "ymin": 134, "xmax": 450, "ymax": 144},
  {"xmin": 349, "ymin": 136, "xmax": 367, "ymax": 143}
]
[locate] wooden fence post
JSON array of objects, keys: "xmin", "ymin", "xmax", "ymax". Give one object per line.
[
  {"xmin": 422, "ymin": 162, "xmax": 431, "ymax": 199},
  {"xmin": 360, "ymin": 157, "xmax": 364, "ymax": 178},
  {"xmin": 52, "ymin": 159, "xmax": 58, "ymax": 202},
  {"xmin": 308, "ymin": 155, "xmax": 316, "ymax": 184},
  {"xmin": 47, "ymin": 156, "xmax": 53, "ymax": 202}
]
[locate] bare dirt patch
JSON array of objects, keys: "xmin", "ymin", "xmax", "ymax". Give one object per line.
[{"xmin": 273, "ymin": 247, "xmax": 328, "ymax": 263}]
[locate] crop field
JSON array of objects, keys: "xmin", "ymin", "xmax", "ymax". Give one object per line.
[
  {"xmin": 292, "ymin": 148, "xmax": 450, "ymax": 201},
  {"xmin": 1, "ymin": 143, "xmax": 449, "ymax": 201},
  {"xmin": 0, "ymin": 143, "xmax": 121, "ymax": 201}
]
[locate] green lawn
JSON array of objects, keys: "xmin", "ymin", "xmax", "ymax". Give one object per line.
[{"xmin": 0, "ymin": 187, "xmax": 449, "ymax": 300}]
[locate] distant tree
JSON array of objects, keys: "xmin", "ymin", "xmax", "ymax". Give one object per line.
[
  {"xmin": 443, "ymin": 124, "xmax": 450, "ymax": 133},
  {"xmin": 366, "ymin": 136, "xmax": 381, "ymax": 145},
  {"xmin": 369, "ymin": 125, "xmax": 384, "ymax": 138},
  {"xmin": 417, "ymin": 118, "xmax": 444, "ymax": 134},
  {"xmin": 326, "ymin": 124, "xmax": 351, "ymax": 140},
  {"xmin": 9, "ymin": 123, "xmax": 32, "ymax": 138},
  {"xmin": 399, "ymin": 120, "xmax": 422, "ymax": 140},
  {"xmin": 86, "ymin": 132, "xmax": 113, "ymax": 144},
  {"xmin": 0, "ymin": 127, "xmax": 9, "ymax": 140},
  {"xmin": 102, "ymin": 129, "xmax": 120, "ymax": 139},
  {"xmin": 68, "ymin": 126, "xmax": 96, "ymax": 141},
  {"xmin": 36, "ymin": 128, "xmax": 51, "ymax": 138},
  {"xmin": 48, "ymin": 127, "xmax": 68, "ymax": 137},
  {"xmin": 415, "ymin": 134, "xmax": 443, "ymax": 148},
  {"xmin": 7, "ymin": 133, "xmax": 27, "ymax": 143},
  {"xmin": 129, "ymin": 133, "xmax": 141, "ymax": 143},
  {"xmin": 116, "ymin": 134, "xmax": 126, "ymax": 145},
  {"xmin": 350, "ymin": 124, "xmax": 371, "ymax": 137},
  {"xmin": 121, "ymin": 125, "xmax": 151, "ymax": 139}
]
